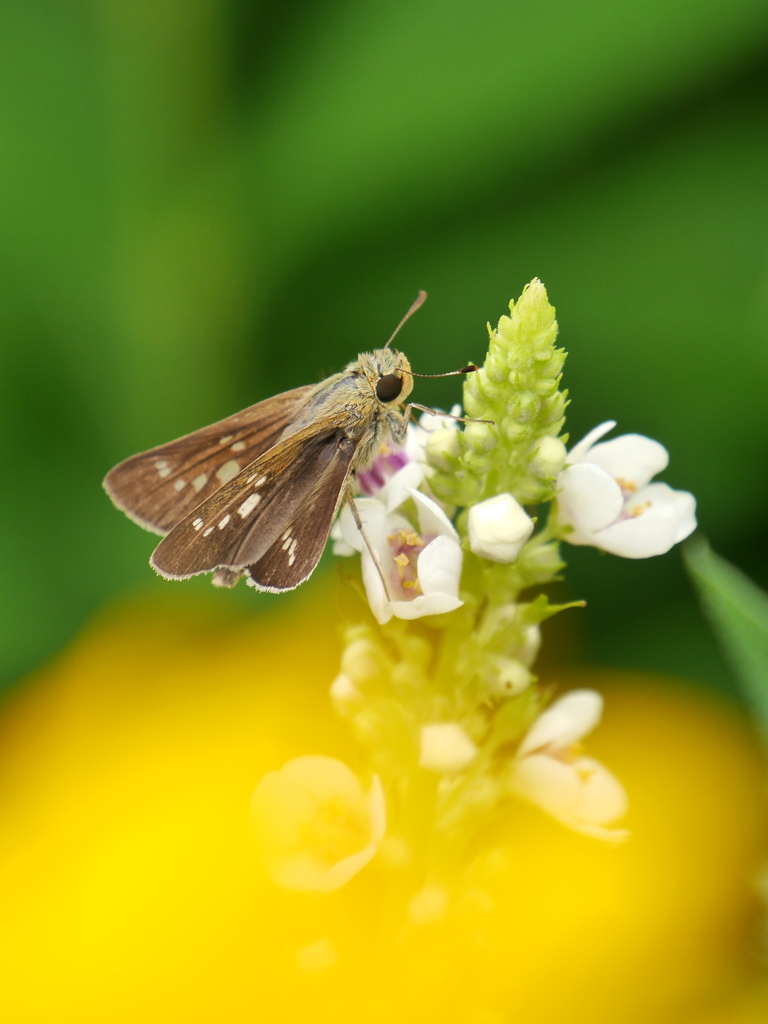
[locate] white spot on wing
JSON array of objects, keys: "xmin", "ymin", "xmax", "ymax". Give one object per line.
[
  {"xmin": 282, "ymin": 537, "xmax": 292, "ymax": 551},
  {"xmin": 218, "ymin": 515, "xmax": 231, "ymax": 529},
  {"xmin": 155, "ymin": 460, "xmax": 171, "ymax": 478},
  {"xmin": 192, "ymin": 473, "xmax": 208, "ymax": 492},
  {"xmin": 247, "ymin": 473, "xmax": 267, "ymax": 486},
  {"xmin": 203, "ymin": 526, "xmax": 214, "ymax": 537},
  {"xmin": 193, "ymin": 518, "xmax": 204, "ymax": 531},
  {"xmin": 231, "ymin": 441, "xmax": 246, "ymax": 452},
  {"xmin": 219, "ymin": 435, "xmax": 233, "ymax": 445},
  {"xmin": 173, "ymin": 478, "xmax": 187, "ymax": 492},
  {"xmin": 238, "ymin": 493, "xmax": 261, "ymax": 518},
  {"xmin": 289, "ymin": 553, "xmax": 296, "ymax": 566},
  {"xmin": 216, "ymin": 460, "xmax": 240, "ymax": 484}
]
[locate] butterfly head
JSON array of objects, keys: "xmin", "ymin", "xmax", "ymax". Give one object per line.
[{"xmin": 357, "ymin": 348, "xmax": 414, "ymax": 406}]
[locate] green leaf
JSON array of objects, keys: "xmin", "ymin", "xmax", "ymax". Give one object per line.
[{"xmin": 684, "ymin": 539, "xmax": 768, "ymax": 741}]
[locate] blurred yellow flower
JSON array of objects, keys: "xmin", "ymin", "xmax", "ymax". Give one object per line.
[
  {"xmin": 251, "ymin": 756, "xmax": 385, "ymax": 892},
  {"xmin": 0, "ymin": 584, "xmax": 766, "ymax": 1023}
]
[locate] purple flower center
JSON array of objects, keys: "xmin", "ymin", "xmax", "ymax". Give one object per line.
[{"xmin": 357, "ymin": 445, "xmax": 411, "ymax": 496}]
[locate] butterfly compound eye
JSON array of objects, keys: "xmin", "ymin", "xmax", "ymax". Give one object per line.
[{"xmin": 376, "ymin": 374, "xmax": 403, "ymax": 402}]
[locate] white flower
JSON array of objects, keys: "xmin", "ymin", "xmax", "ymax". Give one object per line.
[
  {"xmin": 337, "ymin": 487, "xmax": 463, "ymax": 625},
  {"xmin": 468, "ymin": 493, "xmax": 535, "ymax": 563},
  {"xmin": 250, "ymin": 756, "xmax": 386, "ymax": 892},
  {"xmin": 508, "ymin": 690, "xmax": 629, "ymax": 843},
  {"xmin": 331, "ymin": 408, "xmax": 462, "ymax": 559},
  {"xmin": 419, "ymin": 723, "xmax": 478, "ymax": 773},
  {"xmin": 556, "ymin": 421, "xmax": 697, "ymax": 558}
]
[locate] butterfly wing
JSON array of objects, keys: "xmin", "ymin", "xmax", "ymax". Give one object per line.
[
  {"xmin": 103, "ymin": 385, "xmax": 316, "ymax": 535},
  {"xmin": 150, "ymin": 421, "xmax": 360, "ymax": 591},
  {"xmin": 244, "ymin": 435, "xmax": 359, "ymax": 592}
]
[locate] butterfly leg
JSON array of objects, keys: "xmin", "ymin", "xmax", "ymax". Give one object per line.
[
  {"xmin": 345, "ymin": 491, "xmax": 394, "ymax": 602},
  {"xmin": 407, "ymin": 402, "xmax": 493, "ymax": 425}
]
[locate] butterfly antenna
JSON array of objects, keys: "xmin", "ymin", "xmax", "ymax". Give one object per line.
[
  {"xmin": 403, "ymin": 364, "xmax": 478, "ymax": 378},
  {"xmin": 384, "ymin": 290, "xmax": 428, "ymax": 349}
]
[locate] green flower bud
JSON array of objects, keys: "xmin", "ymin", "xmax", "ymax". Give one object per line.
[
  {"xmin": 530, "ymin": 435, "xmax": 567, "ymax": 480},
  {"xmin": 425, "ymin": 426, "xmax": 461, "ymax": 469}
]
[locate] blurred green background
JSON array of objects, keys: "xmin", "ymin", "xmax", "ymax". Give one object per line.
[{"xmin": 2, "ymin": 0, "xmax": 767, "ymax": 692}]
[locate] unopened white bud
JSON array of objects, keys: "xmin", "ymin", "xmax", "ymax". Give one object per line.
[
  {"xmin": 468, "ymin": 493, "xmax": 534, "ymax": 563},
  {"xmin": 419, "ymin": 723, "xmax": 477, "ymax": 774},
  {"xmin": 488, "ymin": 657, "xmax": 531, "ymax": 698}
]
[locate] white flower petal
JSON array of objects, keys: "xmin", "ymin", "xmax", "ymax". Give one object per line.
[
  {"xmin": 468, "ymin": 493, "xmax": 535, "ymax": 563},
  {"xmin": 414, "ymin": 534, "xmax": 463, "ymax": 597},
  {"xmin": 360, "ymin": 549, "xmax": 393, "ymax": 625},
  {"xmin": 379, "ymin": 462, "xmax": 426, "ymax": 512},
  {"xmin": 518, "ymin": 690, "xmax": 603, "ymax": 757},
  {"xmin": 652, "ymin": 483, "xmax": 697, "ymax": 543},
  {"xmin": 331, "ymin": 524, "xmax": 356, "ymax": 557},
  {"xmin": 567, "ymin": 421, "xmax": 617, "ymax": 464},
  {"xmin": 557, "ymin": 464, "xmax": 624, "ymax": 537},
  {"xmin": 389, "ymin": 592, "xmax": 464, "ymax": 620},
  {"xmin": 568, "ymin": 756, "xmax": 629, "ymax": 825},
  {"xmin": 594, "ymin": 484, "xmax": 693, "ymax": 558},
  {"xmin": 584, "ymin": 434, "xmax": 669, "ymax": 490},
  {"xmin": 510, "ymin": 753, "xmax": 582, "ymax": 818},
  {"xmin": 408, "ymin": 487, "xmax": 459, "ymax": 541},
  {"xmin": 337, "ymin": 499, "xmax": 386, "ymax": 553}
]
